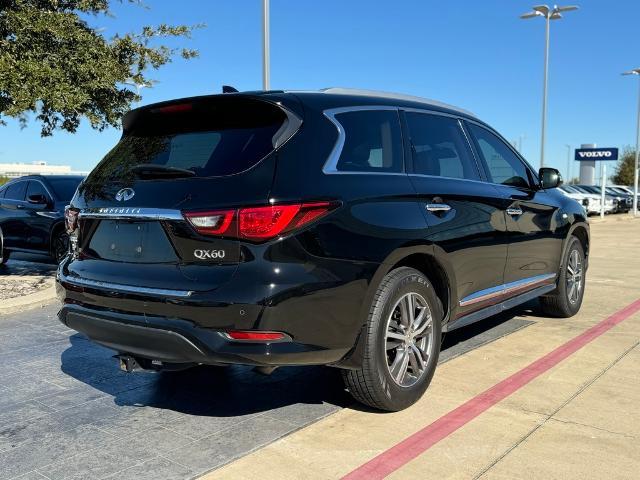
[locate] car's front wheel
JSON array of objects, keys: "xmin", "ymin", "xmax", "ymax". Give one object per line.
[
  {"xmin": 539, "ymin": 236, "xmax": 585, "ymax": 317},
  {"xmin": 342, "ymin": 267, "xmax": 442, "ymax": 411}
]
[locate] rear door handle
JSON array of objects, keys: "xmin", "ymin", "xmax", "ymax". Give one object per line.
[
  {"xmin": 506, "ymin": 207, "xmax": 523, "ymax": 216},
  {"xmin": 426, "ymin": 203, "xmax": 452, "ymax": 213},
  {"xmin": 16, "ymin": 204, "xmax": 24, "ymax": 210}
]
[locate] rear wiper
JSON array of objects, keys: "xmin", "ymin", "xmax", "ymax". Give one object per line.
[{"xmin": 130, "ymin": 164, "xmax": 196, "ymax": 178}]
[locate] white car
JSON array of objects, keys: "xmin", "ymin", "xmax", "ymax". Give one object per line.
[
  {"xmin": 558, "ymin": 185, "xmax": 603, "ymax": 215},
  {"xmin": 571, "ymin": 185, "xmax": 617, "ymax": 214}
]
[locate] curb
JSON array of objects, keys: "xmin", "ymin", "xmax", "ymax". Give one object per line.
[{"xmin": 0, "ymin": 279, "xmax": 57, "ymax": 316}]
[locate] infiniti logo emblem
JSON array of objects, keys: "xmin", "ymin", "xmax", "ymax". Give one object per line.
[{"xmin": 115, "ymin": 188, "xmax": 135, "ymax": 202}]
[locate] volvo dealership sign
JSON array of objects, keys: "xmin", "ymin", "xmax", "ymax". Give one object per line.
[{"xmin": 574, "ymin": 147, "xmax": 618, "ymax": 161}]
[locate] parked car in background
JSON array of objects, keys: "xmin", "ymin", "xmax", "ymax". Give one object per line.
[
  {"xmin": 609, "ymin": 186, "xmax": 635, "ymax": 208},
  {"xmin": 56, "ymin": 88, "xmax": 589, "ymax": 411},
  {"xmin": 577, "ymin": 185, "xmax": 630, "ymax": 213},
  {"xmin": 606, "ymin": 187, "xmax": 632, "ymax": 213},
  {"xmin": 0, "ymin": 175, "xmax": 84, "ymax": 264},
  {"xmin": 573, "ymin": 185, "xmax": 617, "ymax": 213},
  {"xmin": 558, "ymin": 185, "xmax": 601, "ymax": 215}
]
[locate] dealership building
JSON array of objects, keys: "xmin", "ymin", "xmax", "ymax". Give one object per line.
[{"xmin": 0, "ymin": 161, "xmax": 88, "ymax": 178}]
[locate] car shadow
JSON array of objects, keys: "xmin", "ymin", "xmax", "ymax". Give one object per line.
[
  {"xmin": 1, "ymin": 252, "xmax": 58, "ymax": 276},
  {"xmin": 59, "ymin": 299, "xmax": 544, "ymax": 417}
]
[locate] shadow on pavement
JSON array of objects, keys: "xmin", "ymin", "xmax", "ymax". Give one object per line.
[
  {"xmin": 59, "ymin": 299, "xmax": 543, "ymax": 418},
  {"xmin": 60, "ymin": 334, "xmax": 352, "ymax": 417}
]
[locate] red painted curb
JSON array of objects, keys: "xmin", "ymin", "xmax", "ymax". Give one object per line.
[{"xmin": 343, "ymin": 299, "xmax": 640, "ymax": 480}]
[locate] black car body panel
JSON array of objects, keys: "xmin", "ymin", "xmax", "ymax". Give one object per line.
[
  {"xmin": 56, "ymin": 88, "xmax": 589, "ymax": 369},
  {"xmin": 0, "ymin": 175, "xmax": 84, "ymax": 259}
]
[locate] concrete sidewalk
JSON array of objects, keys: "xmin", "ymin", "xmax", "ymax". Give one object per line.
[
  {"xmin": 0, "ymin": 255, "xmax": 57, "ymax": 316},
  {"xmin": 202, "ymin": 218, "xmax": 640, "ymax": 480}
]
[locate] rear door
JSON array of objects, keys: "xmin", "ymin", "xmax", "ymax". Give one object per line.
[
  {"xmin": 402, "ymin": 110, "xmax": 509, "ymax": 318},
  {"xmin": 465, "ymin": 122, "xmax": 564, "ymax": 288},
  {"xmin": 0, "ymin": 180, "xmax": 28, "ymax": 249},
  {"xmin": 67, "ymin": 95, "xmax": 301, "ymax": 293}
]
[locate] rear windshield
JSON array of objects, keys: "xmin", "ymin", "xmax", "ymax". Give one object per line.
[
  {"xmin": 87, "ymin": 97, "xmax": 289, "ymax": 182},
  {"xmin": 49, "ymin": 177, "xmax": 82, "ymax": 201}
]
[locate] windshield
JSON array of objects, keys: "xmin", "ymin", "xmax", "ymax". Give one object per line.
[{"xmin": 48, "ymin": 177, "xmax": 82, "ymax": 201}]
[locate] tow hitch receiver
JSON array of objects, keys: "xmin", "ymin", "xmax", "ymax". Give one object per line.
[{"xmin": 116, "ymin": 355, "xmax": 141, "ymax": 373}]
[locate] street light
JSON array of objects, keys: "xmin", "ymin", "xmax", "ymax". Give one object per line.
[
  {"xmin": 262, "ymin": 0, "xmax": 270, "ymax": 90},
  {"xmin": 520, "ymin": 4, "xmax": 579, "ymax": 168},
  {"xmin": 622, "ymin": 68, "xmax": 640, "ymax": 217}
]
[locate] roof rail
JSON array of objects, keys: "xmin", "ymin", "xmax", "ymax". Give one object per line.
[{"xmin": 319, "ymin": 87, "xmax": 475, "ymax": 117}]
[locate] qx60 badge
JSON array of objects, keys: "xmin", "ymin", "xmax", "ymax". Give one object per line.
[
  {"xmin": 194, "ymin": 249, "xmax": 226, "ymax": 260},
  {"xmin": 115, "ymin": 188, "xmax": 135, "ymax": 202}
]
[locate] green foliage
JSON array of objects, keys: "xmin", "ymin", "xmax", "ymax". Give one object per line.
[
  {"xmin": 611, "ymin": 147, "xmax": 637, "ymax": 186},
  {"xmin": 0, "ymin": 175, "xmax": 9, "ymax": 186},
  {"xmin": 0, "ymin": 0, "xmax": 201, "ymax": 136}
]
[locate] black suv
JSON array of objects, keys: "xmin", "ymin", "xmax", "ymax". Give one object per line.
[
  {"xmin": 0, "ymin": 175, "xmax": 84, "ymax": 264},
  {"xmin": 57, "ymin": 89, "xmax": 589, "ymax": 411}
]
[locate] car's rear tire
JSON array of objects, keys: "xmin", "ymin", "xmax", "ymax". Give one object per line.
[
  {"xmin": 51, "ymin": 227, "xmax": 69, "ymax": 263},
  {"xmin": 0, "ymin": 229, "xmax": 9, "ymax": 266},
  {"xmin": 342, "ymin": 267, "xmax": 442, "ymax": 412},
  {"xmin": 539, "ymin": 236, "xmax": 585, "ymax": 318}
]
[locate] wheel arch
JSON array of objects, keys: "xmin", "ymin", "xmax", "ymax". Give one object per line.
[
  {"xmin": 334, "ymin": 245, "xmax": 453, "ymax": 369},
  {"xmin": 565, "ymin": 221, "xmax": 590, "ymax": 268}
]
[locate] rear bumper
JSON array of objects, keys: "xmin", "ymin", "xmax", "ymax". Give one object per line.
[{"xmin": 58, "ymin": 304, "xmax": 349, "ymax": 367}]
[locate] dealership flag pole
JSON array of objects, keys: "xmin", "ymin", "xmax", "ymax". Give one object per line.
[{"xmin": 262, "ymin": 0, "xmax": 270, "ymax": 90}]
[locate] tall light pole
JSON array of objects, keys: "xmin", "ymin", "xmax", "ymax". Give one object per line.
[
  {"xmin": 565, "ymin": 144, "xmax": 572, "ymax": 182},
  {"xmin": 520, "ymin": 5, "xmax": 579, "ymax": 168},
  {"xmin": 262, "ymin": 0, "xmax": 270, "ymax": 90},
  {"xmin": 623, "ymin": 68, "xmax": 640, "ymax": 217}
]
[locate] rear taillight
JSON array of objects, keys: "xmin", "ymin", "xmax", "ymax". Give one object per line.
[
  {"xmin": 64, "ymin": 206, "xmax": 79, "ymax": 233},
  {"xmin": 183, "ymin": 201, "xmax": 338, "ymax": 241}
]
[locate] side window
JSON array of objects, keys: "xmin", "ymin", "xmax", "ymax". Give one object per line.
[
  {"xmin": 4, "ymin": 181, "xmax": 26, "ymax": 201},
  {"xmin": 406, "ymin": 112, "xmax": 479, "ymax": 180},
  {"xmin": 26, "ymin": 181, "xmax": 50, "ymax": 202},
  {"xmin": 334, "ymin": 110, "xmax": 403, "ymax": 173},
  {"xmin": 468, "ymin": 123, "xmax": 531, "ymax": 189}
]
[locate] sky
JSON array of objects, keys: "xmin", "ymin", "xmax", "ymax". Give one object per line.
[{"xmin": 1, "ymin": 0, "xmax": 639, "ymax": 181}]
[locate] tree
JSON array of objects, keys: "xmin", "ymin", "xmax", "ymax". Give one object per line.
[
  {"xmin": 0, "ymin": 175, "xmax": 9, "ymax": 186},
  {"xmin": 0, "ymin": 0, "xmax": 201, "ymax": 136},
  {"xmin": 611, "ymin": 147, "xmax": 637, "ymax": 186}
]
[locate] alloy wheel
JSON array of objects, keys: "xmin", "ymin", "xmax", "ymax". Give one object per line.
[
  {"xmin": 385, "ymin": 292, "xmax": 433, "ymax": 387},
  {"xmin": 566, "ymin": 249, "xmax": 583, "ymax": 304},
  {"xmin": 53, "ymin": 232, "xmax": 69, "ymax": 263}
]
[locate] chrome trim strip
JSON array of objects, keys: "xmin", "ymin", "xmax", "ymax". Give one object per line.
[
  {"xmin": 322, "ymin": 106, "xmax": 404, "ymax": 175},
  {"xmin": 58, "ymin": 274, "xmax": 193, "ymax": 298},
  {"xmin": 79, "ymin": 207, "xmax": 184, "ymax": 221},
  {"xmin": 459, "ymin": 273, "xmax": 556, "ymax": 307},
  {"xmin": 425, "ymin": 203, "xmax": 452, "ymax": 213}
]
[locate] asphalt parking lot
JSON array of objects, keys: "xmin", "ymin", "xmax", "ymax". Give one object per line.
[{"xmin": 0, "ymin": 216, "xmax": 638, "ymax": 479}]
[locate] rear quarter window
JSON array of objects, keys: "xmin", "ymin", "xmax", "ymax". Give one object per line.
[{"xmin": 330, "ymin": 109, "xmax": 403, "ymax": 173}]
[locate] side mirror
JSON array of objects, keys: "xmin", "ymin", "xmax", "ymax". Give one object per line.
[
  {"xmin": 539, "ymin": 168, "xmax": 563, "ymax": 189},
  {"xmin": 27, "ymin": 194, "xmax": 48, "ymax": 205}
]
